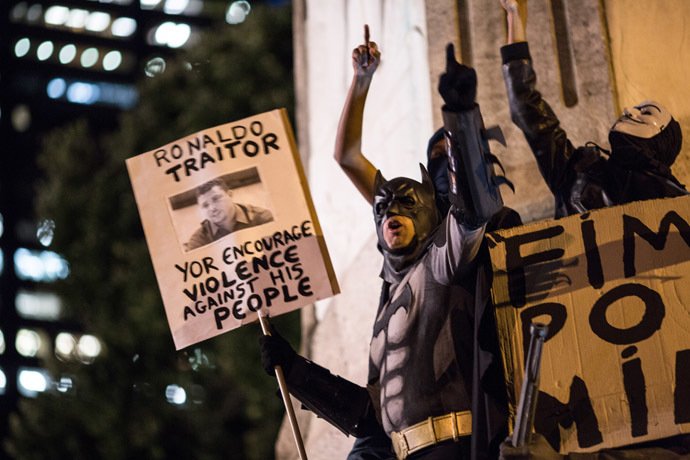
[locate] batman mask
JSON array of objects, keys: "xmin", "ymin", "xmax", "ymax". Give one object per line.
[{"xmin": 373, "ymin": 165, "xmax": 440, "ymax": 282}]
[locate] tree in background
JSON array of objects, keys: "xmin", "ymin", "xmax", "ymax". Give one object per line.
[{"xmin": 5, "ymin": 4, "xmax": 299, "ymax": 459}]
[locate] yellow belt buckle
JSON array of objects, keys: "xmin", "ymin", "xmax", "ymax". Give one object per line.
[{"xmin": 392, "ymin": 430, "xmax": 409, "ymax": 460}]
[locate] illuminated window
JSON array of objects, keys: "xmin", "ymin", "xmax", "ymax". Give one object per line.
[
  {"xmin": 0, "ymin": 330, "xmax": 5, "ymax": 355},
  {"xmin": 0, "ymin": 249, "xmax": 3, "ymax": 276},
  {"xmin": 14, "ymin": 38, "xmax": 31, "ymax": 58},
  {"xmin": 166, "ymin": 384, "xmax": 186, "ymax": 405},
  {"xmin": 14, "ymin": 248, "xmax": 70, "ymax": 282},
  {"xmin": 111, "ymin": 17, "xmax": 137, "ymax": 37},
  {"xmin": 17, "ymin": 368, "xmax": 51, "ymax": 397},
  {"xmin": 16, "ymin": 290, "xmax": 63, "ymax": 320},
  {"xmin": 0, "ymin": 212, "xmax": 3, "ymax": 237},
  {"xmin": 0, "ymin": 368, "xmax": 6, "ymax": 395},
  {"xmin": 36, "ymin": 41, "xmax": 54, "ymax": 61},
  {"xmin": 59, "ymin": 44, "xmax": 77, "ymax": 64}
]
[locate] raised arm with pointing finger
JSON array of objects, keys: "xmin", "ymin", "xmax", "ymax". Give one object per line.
[{"xmin": 334, "ymin": 25, "xmax": 380, "ymax": 204}]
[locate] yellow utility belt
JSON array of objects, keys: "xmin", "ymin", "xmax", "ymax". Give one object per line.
[{"xmin": 390, "ymin": 410, "xmax": 472, "ymax": 460}]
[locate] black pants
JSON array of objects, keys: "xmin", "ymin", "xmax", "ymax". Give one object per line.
[{"xmin": 407, "ymin": 438, "xmax": 470, "ymax": 460}]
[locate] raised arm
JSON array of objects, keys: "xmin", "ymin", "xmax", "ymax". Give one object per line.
[
  {"xmin": 500, "ymin": 0, "xmax": 527, "ymax": 44},
  {"xmin": 334, "ymin": 25, "xmax": 381, "ymax": 204},
  {"xmin": 499, "ymin": 0, "xmax": 579, "ymax": 200}
]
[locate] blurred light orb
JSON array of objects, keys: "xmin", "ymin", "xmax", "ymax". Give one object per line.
[
  {"xmin": 36, "ymin": 41, "xmax": 54, "ymax": 61},
  {"xmin": 226, "ymin": 1, "xmax": 251, "ymax": 24},
  {"xmin": 59, "ymin": 44, "xmax": 77, "ymax": 64},
  {"xmin": 0, "ymin": 330, "xmax": 5, "ymax": 355},
  {"xmin": 145, "ymin": 57, "xmax": 166, "ymax": 77},
  {"xmin": 164, "ymin": 0, "xmax": 189, "ymax": 15},
  {"xmin": 166, "ymin": 384, "xmax": 186, "ymax": 405},
  {"xmin": 103, "ymin": 50, "xmax": 122, "ymax": 71},
  {"xmin": 67, "ymin": 82, "xmax": 99, "ymax": 105},
  {"xmin": 14, "ymin": 38, "xmax": 31, "ymax": 58},
  {"xmin": 78, "ymin": 334, "xmax": 102, "ymax": 359},
  {"xmin": 44, "ymin": 5, "xmax": 69, "ymax": 25},
  {"xmin": 57, "ymin": 376, "xmax": 73, "ymax": 393},
  {"xmin": 80, "ymin": 47, "xmax": 99, "ymax": 68},
  {"xmin": 154, "ymin": 22, "xmax": 190, "ymax": 48},
  {"xmin": 66, "ymin": 8, "xmax": 88, "ymax": 28},
  {"xmin": 55, "ymin": 332, "xmax": 76, "ymax": 359},
  {"xmin": 47, "ymin": 78, "xmax": 67, "ymax": 98},
  {"xmin": 26, "ymin": 4, "xmax": 43, "ymax": 22},
  {"xmin": 36, "ymin": 219, "xmax": 55, "ymax": 246},
  {"xmin": 11, "ymin": 104, "xmax": 31, "ymax": 132},
  {"xmin": 111, "ymin": 17, "xmax": 137, "ymax": 37},
  {"xmin": 16, "ymin": 329, "xmax": 41, "ymax": 358},
  {"xmin": 140, "ymin": 0, "xmax": 161, "ymax": 9},
  {"xmin": 86, "ymin": 11, "xmax": 111, "ymax": 32},
  {"xmin": 18, "ymin": 369, "xmax": 47, "ymax": 394},
  {"xmin": 10, "ymin": 2, "xmax": 28, "ymax": 22}
]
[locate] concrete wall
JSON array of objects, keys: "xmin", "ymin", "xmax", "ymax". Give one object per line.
[{"xmin": 277, "ymin": 1, "xmax": 690, "ymax": 458}]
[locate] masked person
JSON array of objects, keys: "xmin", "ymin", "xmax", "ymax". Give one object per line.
[
  {"xmin": 498, "ymin": 1, "xmax": 689, "ymax": 458},
  {"xmin": 499, "ymin": 0, "xmax": 686, "ymax": 220},
  {"xmin": 260, "ymin": 35, "xmax": 514, "ymax": 460}
]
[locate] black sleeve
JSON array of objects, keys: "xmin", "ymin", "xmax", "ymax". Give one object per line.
[
  {"xmin": 501, "ymin": 42, "xmax": 579, "ymax": 198},
  {"xmin": 283, "ymin": 355, "xmax": 383, "ymax": 438}
]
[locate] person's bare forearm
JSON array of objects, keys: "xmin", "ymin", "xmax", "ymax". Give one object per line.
[
  {"xmin": 334, "ymin": 29, "xmax": 380, "ymax": 204},
  {"xmin": 334, "ymin": 74, "xmax": 377, "ymax": 203},
  {"xmin": 501, "ymin": 0, "xmax": 527, "ymax": 44}
]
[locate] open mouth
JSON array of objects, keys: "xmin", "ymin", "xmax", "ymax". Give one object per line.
[{"xmin": 385, "ymin": 217, "xmax": 403, "ymax": 232}]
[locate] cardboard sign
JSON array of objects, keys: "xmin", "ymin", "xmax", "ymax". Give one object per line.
[
  {"xmin": 489, "ymin": 195, "xmax": 690, "ymax": 453},
  {"xmin": 126, "ymin": 109, "xmax": 339, "ymax": 349}
]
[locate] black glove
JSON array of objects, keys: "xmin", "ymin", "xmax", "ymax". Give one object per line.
[
  {"xmin": 259, "ymin": 327, "xmax": 297, "ymax": 377},
  {"xmin": 438, "ymin": 43, "xmax": 477, "ymax": 111}
]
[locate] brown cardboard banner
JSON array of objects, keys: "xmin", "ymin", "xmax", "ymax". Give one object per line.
[
  {"xmin": 126, "ymin": 109, "xmax": 339, "ymax": 350},
  {"xmin": 489, "ymin": 195, "xmax": 690, "ymax": 453}
]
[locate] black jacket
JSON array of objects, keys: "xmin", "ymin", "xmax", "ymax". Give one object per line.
[{"xmin": 501, "ymin": 42, "xmax": 686, "ymax": 219}]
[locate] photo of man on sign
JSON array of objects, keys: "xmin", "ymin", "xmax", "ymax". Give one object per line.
[{"xmin": 167, "ymin": 168, "xmax": 275, "ymax": 252}]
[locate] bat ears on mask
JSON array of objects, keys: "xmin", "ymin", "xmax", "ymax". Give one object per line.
[
  {"xmin": 419, "ymin": 163, "xmax": 435, "ymax": 195},
  {"xmin": 373, "ymin": 165, "xmax": 435, "ymax": 195}
]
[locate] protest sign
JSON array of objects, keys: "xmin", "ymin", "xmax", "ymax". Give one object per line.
[
  {"xmin": 489, "ymin": 195, "xmax": 690, "ymax": 453},
  {"xmin": 126, "ymin": 109, "xmax": 339, "ymax": 350}
]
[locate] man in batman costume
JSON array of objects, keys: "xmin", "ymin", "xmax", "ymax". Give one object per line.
[
  {"xmin": 261, "ymin": 33, "xmax": 515, "ymax": 459},
  {"xmin": 499, "ymin": 1, "xmax": 689, "ymax": 458}
]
